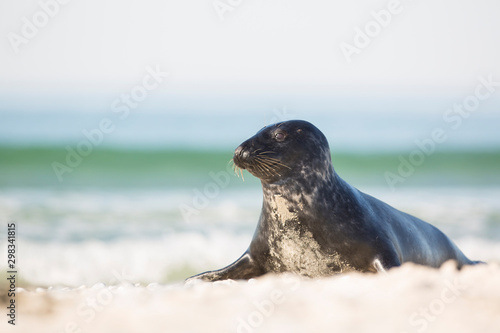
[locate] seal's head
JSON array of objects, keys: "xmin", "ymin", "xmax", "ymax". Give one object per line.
[{"xmin": 233, "ymin": 120, "xmax": 332, "ymax": 184}]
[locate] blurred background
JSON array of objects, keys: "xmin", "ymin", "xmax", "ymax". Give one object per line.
[{"xmin": 0, "ymin": 0, "xmax": 499, "ymax": 287}]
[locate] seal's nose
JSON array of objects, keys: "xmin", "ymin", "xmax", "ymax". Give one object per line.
[
  {"xmin": 234, "ymin": 146, "xmax": 249, "ymax": 166},
  {"xmin": 234, "ymin": 145, "xmax": 244, "ymax": 158}
]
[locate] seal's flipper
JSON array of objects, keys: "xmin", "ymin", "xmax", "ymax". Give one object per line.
[
  {"xmin": 185, "ymin": 252, "xmax": 265, "ymax": 283},
  {"xmin": 372, "ymin": 258, "xmax": 387, "ymax": 273}
]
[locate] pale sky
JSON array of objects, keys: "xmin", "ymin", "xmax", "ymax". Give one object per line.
[
  {"xmin": 0, "ymin": 0, "xmax": 499, "ymax": 149},
  {"xmin": 1, "ymin": 0, "xmax": 499, "ymax": 96}
]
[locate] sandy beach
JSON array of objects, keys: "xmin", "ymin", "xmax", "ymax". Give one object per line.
[{"xmin": 2, "ymin": 261, "xmax": 499, "ymax": 333}]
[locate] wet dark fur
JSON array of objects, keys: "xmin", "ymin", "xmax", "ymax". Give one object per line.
[{"xmin": 187, "ymin": 120, "xmax": 483, "ymax": 282}]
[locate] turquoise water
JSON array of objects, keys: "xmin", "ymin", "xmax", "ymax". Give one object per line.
[{"xmin": 1, "ymin": 146, "xmax": 500, "ymax": 188}]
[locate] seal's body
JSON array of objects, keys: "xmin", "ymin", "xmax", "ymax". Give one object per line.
[{"xmin": 187, "ymin": 120, "xmax": 481, "ymax": 282}]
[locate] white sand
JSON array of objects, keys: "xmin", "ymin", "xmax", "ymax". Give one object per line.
[{"xmin": 2, "ymin": 262, "xmax": 499, "ymax": 333}]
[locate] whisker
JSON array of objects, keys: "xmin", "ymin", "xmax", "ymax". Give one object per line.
[
  {"xmin": 257, "ymin": 156, "xmax": 292, "ymax": 169},
  {"xmin": 255, "ymin": 159, "xmax": 273, "ymax": 169},
  {"xmin": 256, "ymin": 158, "xmax": 280, "ymax": 171},
  {"xmin": 269, "ymin": 162, "xmax": 291, "ymax": 170},
  {"xmin": 234, "ymin": 165, "xmax": 243, "ymax": 180},
  {"xmin": 230, "ymin": 159, "xmax": 240, "ymax": 175},
  {"xmin": 255, "ymin": 158, "xmax": 281, "ymax": 177},
  {"xmin": 254, "ymin": 163, "xmax": 270, "ymax": 177},
  {"xmin": 261, "ymin": 159, "xmax": 291, "ymax": 169},
  {"xmin": 255, "ymin": 157, "xmax": 274, "ymax": 168},
  {"xmin": 255, "ymin": 160, "xmax": 273, "ymax": 176},
  {"xmin": 259, "ymin": 156, "xmax": 283, "ymax": 163}
]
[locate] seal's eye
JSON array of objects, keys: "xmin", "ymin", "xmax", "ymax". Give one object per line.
[{"xmin": 274, "ymin": 131, "xmax": 286, "ymax": 142}]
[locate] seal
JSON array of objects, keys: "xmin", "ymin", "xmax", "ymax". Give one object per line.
[{"xmin": 187, "ymin": 120, "xmax": 482, "ymax": 282}]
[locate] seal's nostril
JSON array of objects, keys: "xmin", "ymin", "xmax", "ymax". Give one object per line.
[
  {"xmin": 234, "ymin": 146, "xmax": 244, "ymax": 157},
  {"xmin": 234, "ymin": 146, "xmax": 248, "ymax": 165},
  {"xmin": 234, "ymin": 146, "xmax": 251, "ymax": 160}
]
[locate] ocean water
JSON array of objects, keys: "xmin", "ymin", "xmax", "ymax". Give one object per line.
[
  {"xmin": 1, "ymin": 147, "xmax": 500, "ymax": 288},
  {"xmin": 1, "ymin": 109, "xmax": 500, "ymax": 288}
]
